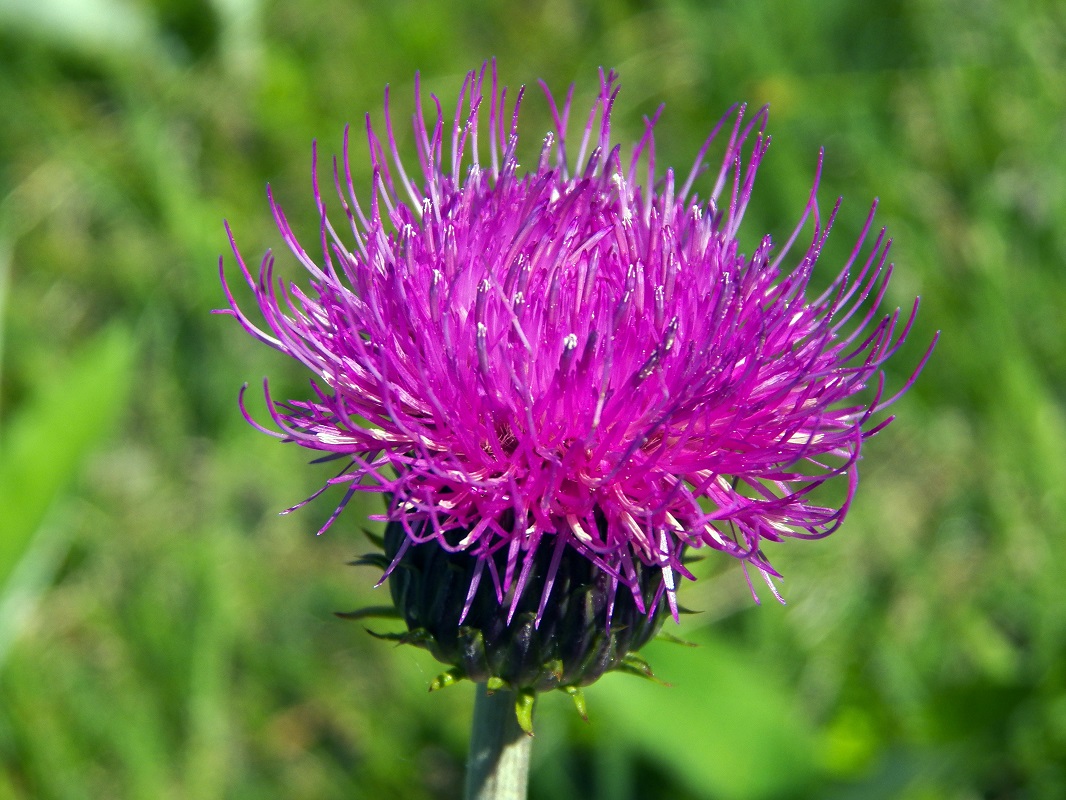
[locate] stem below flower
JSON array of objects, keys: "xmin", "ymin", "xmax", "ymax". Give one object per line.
[{"xmin": 464, "ymin": 683, "xmax": 533, "ymax": 800}]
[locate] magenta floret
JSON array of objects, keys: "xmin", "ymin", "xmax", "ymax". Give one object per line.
[{"xmin": 218, "ymin": 63, "xmax": 934, "ymax": 624}]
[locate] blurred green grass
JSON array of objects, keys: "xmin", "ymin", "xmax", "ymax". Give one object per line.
[{"xmin": 1, "ymin": 0, "xmax": 1064, "ymax": 797}]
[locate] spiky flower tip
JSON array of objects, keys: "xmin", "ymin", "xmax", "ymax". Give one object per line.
[{"xmin": 218, "ymin": 63, "xmax": 934, "ymax": 710}]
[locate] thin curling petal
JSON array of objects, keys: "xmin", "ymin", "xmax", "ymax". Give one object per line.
[{"xmin": 220, "ymin": 63, "xmax": 933, "ymax": 624}]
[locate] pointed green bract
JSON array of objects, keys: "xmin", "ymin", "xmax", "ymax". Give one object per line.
[
  {"xmin": 619, "ymin": 653, "xmax": 669, "ymax": 686},
  {"xmin": 365, "ymin": 627, "xmax": 435, "ymax": 647},
  {"xmin": 333, "ymin": 606, "xmax": 402, "ymax": 621},
  {"xmin": 429, "ymin": 668, "xmax": 466, "ymax": 692},
  {"xmin": 348, "ymin": 553, "xmax": 391, "ymax": 570},
  {"xmin": 563, "ymin": 686, "xmax": 588, "ymax": 722},
  {"xmin": 656, "ymin": 631, "xmax": 699, "ymax": 647},
  {"xmin": 514, "ymin": 690, "xmax": 536, "ymax": 736},
  {"xmin": 361, "ymin": 528, "xmax": 385, "ymax": 550}
]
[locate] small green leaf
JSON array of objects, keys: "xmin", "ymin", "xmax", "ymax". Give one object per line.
[
  {"xmin": 598, "ymin": 633, "xmax": 819, "ymax": 799},
  {"xmin": 0, "ymin": 324, "xmax": 135, "ymax": 590}
]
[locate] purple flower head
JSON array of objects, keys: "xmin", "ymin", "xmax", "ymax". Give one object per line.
[{"xmin": 219, "ymin": 63, "xmax": 934, "ymax": 632}]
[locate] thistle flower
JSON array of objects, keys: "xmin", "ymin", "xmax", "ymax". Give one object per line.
[{"xmin": 218, "ymin": 64, "xmax": 933, "ymax": 707}]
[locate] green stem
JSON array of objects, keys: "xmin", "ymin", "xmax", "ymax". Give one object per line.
[{"xmin": 464, "ymin": 684, "xmax": 533, "ymax": 800}]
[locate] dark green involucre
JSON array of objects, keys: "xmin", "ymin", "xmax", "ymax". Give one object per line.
[{"xmin": 344, "ymin": 519, "xmax": 673, "ymax": 730}]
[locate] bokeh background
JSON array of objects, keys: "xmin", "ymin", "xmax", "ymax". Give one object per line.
[{"xmin": 1, "ymin": 0, "xmax": 1064, "ymax": 797}]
